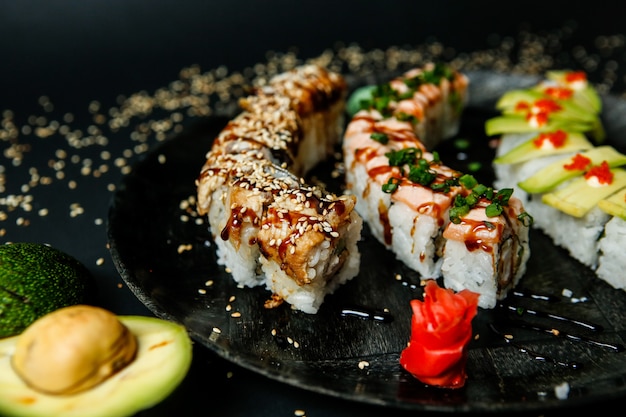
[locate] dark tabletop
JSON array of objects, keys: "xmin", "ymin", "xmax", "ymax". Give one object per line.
[{"xmin": 1, "ymin": 0, "xmax": 625, "ymax": 416}]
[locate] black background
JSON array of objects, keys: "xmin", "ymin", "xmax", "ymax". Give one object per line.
[
  {"xmin": 2, "ymin": 1, "xmax": 626, "ymax": 416},
  {"xmin": 3, "ymin": 0, "xmax": 625, "ymax": 113}
]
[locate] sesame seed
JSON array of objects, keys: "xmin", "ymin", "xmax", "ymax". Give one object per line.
[{"xmin": 177, "ymin": 244, "xmax": 193, "ymax": 254}]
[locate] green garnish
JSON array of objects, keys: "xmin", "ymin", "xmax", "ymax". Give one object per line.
[
  {"xmin": 382, "ymin": 177, "xmax": 401, "ymax": 193},
  {"xmin": 458, "ymin": 174, "xmax": 477, "ymax": 189},
  {"xmin": 395, "ymin": 112, "xmax": 418, "ymax": 124},
  {"xmin": 370, "ymin": 132, "xmax": 389, "ymax": 144},
  {"xmin": 454, "ymin": 138, "xmax": 470, "ymax": 150},
  {"xmin": 385, "ymin": 147, "xmax": 422, "ymax": 168},
  {"xmin": 356, "ymin": 62, "xmax": 457, "ymax": 119},
  {"xmin": 449, "ymin": 196, "xmax": 470, "ymax": 223},
  {"xmin": 518, "ymin": 211, "xmax": 534, "ymax": 226},
  {"xmin": 407, "ymin": 160, "xmax": 437, "ymax": 186},
  {"xmin": 449, "ymin": 186, "xmax": 516, "ymax": 223},
  {"xmin": 467, "ymin": 161, "xmax": 482, "ymax": 172},
  {"xmin": 485, "ymin": 203, "xmax": 503, "ymax": 217}
]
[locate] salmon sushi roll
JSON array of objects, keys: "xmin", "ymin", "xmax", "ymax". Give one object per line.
[{"xmin": 343, "ymin": 63, "xmax": 532, "ymax": 308}]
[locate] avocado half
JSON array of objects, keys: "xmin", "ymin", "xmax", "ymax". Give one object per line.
[
  {"xmin": 0, "ymin": 315, "xmax": 193, "ymax": 417},
  {"xmin": 0, "ymin": 242, "xmax": 97, "ymax": 338}
]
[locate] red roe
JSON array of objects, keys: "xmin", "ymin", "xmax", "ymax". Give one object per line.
[
  {"xmin": 543, "ymin": 86, "xmax": 574, "ymax": 100},
  {"xmin": 563, "ymin": 153, "xmax": 592, "ymax": 171},
  {"xmin": 516, "ymin": 98, "xmax": 562, "ymax": 127},
  {"xmin": 532, "ymin": 98, "xmax": 563, "ymax": 114},
  {"xmin": 533, "ymin": 130, "xmax": 567, "ymax": 148},
  {"xmin": 585, "ymin": 161, "xmax": 613, "ymax": 185},
  {"xmin": 565, "ymin": 71, "xmax": 587, "ymax": 84},
  {"xmin": 399, "ymin": 280, "xmax": 479, "ymax": 389}
]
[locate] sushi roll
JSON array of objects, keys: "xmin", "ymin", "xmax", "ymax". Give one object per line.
[
  {"xmin": 493, "ymin": 130, "xmax": 594, "ymax": 203},
  {"xmin": 342, "ymin": 114, "xmax": 461, "ymax": 278},
  {"xmin": 441, "ymin": 193, "xmax": 531, "ymax": 309},
  {"xmin": 597, "ymin": 189, "xmax": 626, "ymax": 289},
  {"xmin": 349, "ymin": 62, "xmax": 469, "ymax": 149},
  {"xmin": 196, "ymin": 64, "xmax": 362, "ymax": 314},
  {"xmin": 343, "ymin": 63, "xmax": 532, "ymax": 309},
  {"xmin": 487, "ymin": 69, "xmax": 626, "ymax": 287}
]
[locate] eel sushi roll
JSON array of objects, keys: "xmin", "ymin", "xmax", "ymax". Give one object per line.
[
  {"xmin": 343, "ymin": 63, "xmax": 532, "ymax": 308},
  {"xmin": 196, "ymin": 64, "xmax": 363, "ymax": 314}
]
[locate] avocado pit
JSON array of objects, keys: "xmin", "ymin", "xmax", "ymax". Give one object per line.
[{"xmin": 11, "ymin": 304, "xmax": 137, "ymax": 395}]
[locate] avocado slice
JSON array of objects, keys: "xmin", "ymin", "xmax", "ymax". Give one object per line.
[
  {"xmin": 542, "ymin": 168, "xmax": 626, "ymax": 217},
  {"xmin": 544, "ymin": 70, "xmax": 602, "ymax": 113},
  {"xmin": 494, "ymin": 130, "xmax": 593, "ymax": 165},
  {"xmin": 598, "ymin": 188, "xmax": 626, "ymax": 220},
  {"xmin": 496, "ymin": 89, "xmax": 597, "ymax": 123},
  {"xmin": 346, "ymin": 84, "xmax": 377, "ymax": 117},
  {"xmin": 491, "ymin": 82, "xmax": 605, "ymax": 143},
  {"xmin": 518, "ymin": 146, "xmax": 626, "ymax": 194},
  {"xmin": 0, "ymin": 242, "xmax": 96, "ymax": 338},
  {"xmin": 485, "ymin": 115, "xmax": 593, "ymax": 137},
  {"xmin": 0, "ymin": 315, "xmax": 193, "ymax": 417}
]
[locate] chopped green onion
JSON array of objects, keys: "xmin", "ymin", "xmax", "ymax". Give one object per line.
[
  {"xmin": 370, "ymin": 132, "xmax": 389, "ymax": 144},
  {"xmin": 494, "ymin": 188, "xmax": 513, "ymax": 205},
  {"xmin": 459, "ymin": 174, "xmax": 477, "ymax": 189},
  {"xmin": 485, "ymin": 203, "xmax": 503, "ymax": 217},
  {"xmin": 454, "ymin": 138, "xmax": 470, "ymax": 150},
  {"xmin": 385, "ymin": 147, "xmax": 422, "ymax": 167},
  {"xmin": 449, "ymin": 204, "xmax": 469, "ymax": 224},
  {"xmin": 467, "ymin": 161, "xmax": 482, "ymax": 172},
  {"xmin": 407, "ymin": 163, "xmax": 436, "ymax": 186},
  {"xmin": 518, "ymin": 211, "xmax": 534, "ymax": 226},
  {"xmin": 382, "ymin": 177, "xmax": 401, "ymax": 193}
]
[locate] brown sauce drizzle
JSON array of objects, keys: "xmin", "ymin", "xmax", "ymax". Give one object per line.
[{"xmin": 221, "ymin": 205, "xmax": 259, "ymax": 242}]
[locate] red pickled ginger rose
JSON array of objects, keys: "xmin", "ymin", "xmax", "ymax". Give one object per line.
[{"xmin": 399, "ymin": 280, "xmax": 480, "ymax": 389}]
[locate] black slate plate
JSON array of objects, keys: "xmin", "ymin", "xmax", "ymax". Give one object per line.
[{"xmin": 107, "ymin": 70, "xmax": 626, "ymax": 413}]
